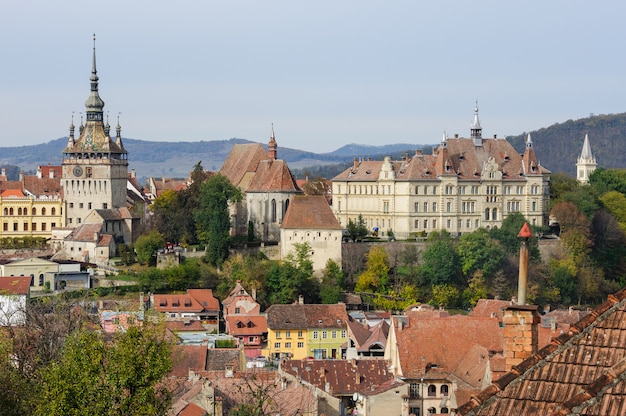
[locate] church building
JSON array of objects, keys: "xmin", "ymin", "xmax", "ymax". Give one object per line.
[{"xmin": 576, "ymin": 133, "xmax": 597, "ymax": 184}]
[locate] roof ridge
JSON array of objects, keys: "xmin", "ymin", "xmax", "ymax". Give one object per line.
[{"xmin": 456, "ymin": 288, "xmax": 626, "ymax": 415}]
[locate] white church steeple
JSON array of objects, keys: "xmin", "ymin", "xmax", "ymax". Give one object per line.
[{"xmin": 576, "ymin": 134, "xmax": 596, "ymax": 184}]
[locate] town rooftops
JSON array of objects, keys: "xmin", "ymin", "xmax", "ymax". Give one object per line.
[{"xmin": 456, "ymin": 288, "xmax": 626, "ymax": 415}]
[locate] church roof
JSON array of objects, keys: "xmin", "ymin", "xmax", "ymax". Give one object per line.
[
  {"xmin": 245, "ymin": 159, "xmax": 300, "ymax": 193},
  {"xmin": 218, "ymin": 143, "xmax": 268, "ymax": 190}
]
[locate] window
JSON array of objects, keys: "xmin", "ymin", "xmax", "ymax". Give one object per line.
[
  {"xmin": 103, "ymin": 203, "xmax": 108, "ymax": 209},
  {"xmin": 485, "ymin": 208, "xmax": 490, "ymax": 221},
  {"xmin": 23, "ymin": 222, "xmax": 28, "ymax": 231},
  {"xmin": 532, "ymin": 201, "xmax": 537, "ymax": 211},
  {"xmin": 13, "ymin": 223, "xmax": 18, "ymax": 231},
  {"xmin": 433, "ymin": 219, "xmax": 437, "ymax": 228},
  {"xmin": 414, "ymin": 202, "xmax": 419, "ymax": 212},
  {"xmin": 274, "ymin": 342, "xmax": 280, "ymax": 349},
  {"xmin": 297, "ymin": 342, "xmax": 304, "ymax": 348},
  {"xmin": 432, "ymin": 202, "xmax": 437, "ymax": 212},
  {"xmin": 298, "ymin": 330, "xmax": 303, "ymax": 338},
  {"xmin": 38, "ymin": 274, "xmax": 44, "ymax": 286},
  {"xmin": 286, "ymin": 331, "xmax": 291, "ymax": 338},
  {"xmin": 88, "ymin": 202, "xmax": 92, "ymax": 209},
  {"xmin": 423, "ymin": 219, "xmax": 428, "ymax": 229},
  {"xmin": 234, "ymin": 307, "xmax": 240, "ymax": 314},
  {"xmin": 86, "ymin": 167, "xmax": 92, "ymax": 178},
  {"xmin": 441, "ymin": 385, "xmax": 449, "ymax": 396},
  {"xmin": 447, "ymin": 202, "xmax": 451, "ymax": 212},
  {"xmin": 79, "ymin": 203, "xmax": 83, "ymax": 209},
  {"xmin": 423, "ymin": 202, "xmax": 428, "ymax": 212},
  {"xmin": 285, "ymin": 342, "xmax": 291, "ymax": 348},
  {"xmin": 51, "ymin": 207, "xmax": 56, "ymax": 215},
  {"xmin": 441, "ymin": 408, "xmax": 449, "ymax": 414},
  {"xmin": 322, "ymin": 331, "xmax": 328, "ymax": 339},
  {"xmin": 276, "ymin": 331, "xmax": 281, "ymax": 338},
  {"xmin": 383, "ymin": 201, "xmax": 390, "ymax": 213},
  {"xmin": 42, "ymin": 223, "xmax": 46, "ymax": 231},
  {"xmin": 428, "ymin": 385, "xmax": 436, "ymax": 397},
  {"xmin": 69, "ymin": 203, "xmax": 73, "ymax": 208},
  {"xmin": 410, "ymin": 383, "xmax": 420, "ymax": 398},
  {"xmin": 415, "ymin": 186, "xmax": 419, "ymax": 195},
  {"xmin": 341, "ymin": 330, "xmax": 346, "ymax": 338},
  {"xmin": 271, "ymin": 199, "xmax": 277, "ymax": 222},
  {"xmin": 332, "ymin": 330, "xmax": 337, "ymax": 338},
  {"xmin": 42, "ymin": 207, "xmax": 46, "ymax": 215},
  {"xmin": 112, "ymin": 317, "xmax": 120, "ymax": 325},
  {"xmin": 313, "ymin": 331, "xmax": 319, "ymax": 339},
  {"xmin": 2, "ymin": 223, "xmax": 7, "ymax": 231},
  {"xmin": 18, "ymin": 208, "xmax": 22, "ymax": 216}
]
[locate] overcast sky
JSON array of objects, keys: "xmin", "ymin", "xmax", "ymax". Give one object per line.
[{"xmin": 1, "ymin": 1, "xmax": 624, "ymax": 153}]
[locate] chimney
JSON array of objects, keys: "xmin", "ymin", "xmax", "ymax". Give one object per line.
[
  {"xmin": 1, "ymin": 168, "xmax": 5, "ymax": 177},
  {"xmin": 131, "ymin": 169, "xmax": 136, "ymax": 179},
  {"xmin": 49, "ymin": 169, "xmax": 54, "ymax": 178},
  {"xmin": 517, "ymin": 223, "xmax": 532, "ymax": 305},
  {"xmin": 298, "ymin": 295, "xmax": 304, "ymax": 305},
  {"xmin": 503, "ymin": 305, "xmax": 540, "ymax": 372},
  {"xmin": 353, "ymin": 157, "xmax": 358, "ymax": 170}
]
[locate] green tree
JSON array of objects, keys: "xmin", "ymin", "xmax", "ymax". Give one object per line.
[
  {"xmin": 462, "ymin": 272, "xmax": 489, "ymax": 308},
  {"xmin": 266, "ymin": 243, "xmax": 319, "ymax": 304},
  {"xmin": 37, "ymin": 324, "xmax": 172, "ymax": 416},
  {"xmin": 195, "ymin": 174, "xmax": 242, "ymax": 268},
  {"xmin": 319, "ymin": 259, "xmax": 345, "ymax": 304},
  {"xmin": 420, "ymin": 231, "xmax": 461, "ymax": 286},
  {"xmin": 456, "ymin": 229, "xmax": 505, "ymax": 279},
  {"xmin": 134, "ymin": 231, "xmax": 165, "ymax": 266},
  {"xmin": 347, "ymin": 214, "xmax": 368, "ymax": 241},
  {"xmin": 430, "ymin": 284, "xmax": 460, "ymax": 308},
  {"xmin": 489, "ymin": 212, "xmax": 540, "ymax": 259}
]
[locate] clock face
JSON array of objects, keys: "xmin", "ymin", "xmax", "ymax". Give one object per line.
[{"xmin": 73, "ymin": 165, "xmax": 83, "ymax": 177}]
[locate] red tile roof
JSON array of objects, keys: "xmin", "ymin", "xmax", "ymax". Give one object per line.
[
  {"xmin": 154, "ymin": 294, "xmax": 203, "ymax": 313},
  {"xmin": 266, "ymin": 303, "xmax": 348, "ymax": 330},
  {"xmin": 281, "ymin": 358, "xmax": 394, "ymax": 395},
  {"xmin": 187, "ymin": 289, "xmax": 220, "ymax": 312},
  {"xmin": 246, "ymin": 159, "xmax": 300, "ymax": 193},
  {"xmin": 224, "ymin": 315, "xmax": 268, "ymax": 336},
  {"xmin": 456, "ymin": 288, "xmax": 626, "ymax": 415},
  {"xmin": 0, "ymin": 276, "xmax": 31, "ymax": 295},
  {"xmin": 280, "ymin": 195, "xmax": 342, "ymax": 230},
  {"xmin": 170, "ymin": 345, "xmax": 208, "ymax": 377},
  {"xmin": 0, "ymin": 189, "xmax": 25, "ymax": 197},
  {"xmin": 219, "ymin": 143, "xmax": 268, "ymax": 190},
  {"xmin": 177, "ymin": 402, "xmax": 207, "ymax": 416}
]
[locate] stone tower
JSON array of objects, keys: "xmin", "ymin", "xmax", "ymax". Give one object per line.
[
  {"xmin": 576, "ymin": 134, "xmax": 596, "ymax": 184},
  {"xmin": 62, "ymin": 36, "xmax": 128, "ymax": 227}
]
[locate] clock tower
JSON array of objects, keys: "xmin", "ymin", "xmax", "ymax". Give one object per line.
[{"xmin": 62, "ymin": 36, "xmax": 128, "ymax": 227}]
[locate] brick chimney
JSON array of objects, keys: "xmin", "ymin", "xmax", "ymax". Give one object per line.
[{"xmin": 503, "ymin": 305, "xmax": 540, "ymax": 372}]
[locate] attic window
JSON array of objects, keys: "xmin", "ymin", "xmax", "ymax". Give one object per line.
[
  {"xmin": 459, "ymin": 155, "xmax": 465, "ymax": 160},
  {"xmin": 504, "ymin": 155, "xmax": 510, "ymax": 161},
  {"xmin": 184, "ymin": 299, "xmax": 192, "ymax": 306},
  {"xmin": 425, "ymin": 170, "xmax": 431, "ymax": 175},
  {"xmin": 159, "ymin": 300, "xmax": 167, "ymax": 306},
  {"xmin": 366, "ymin": 169, "xmax": 372, "ymax": 174}
]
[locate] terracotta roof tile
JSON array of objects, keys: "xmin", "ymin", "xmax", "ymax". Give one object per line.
[
  {"xmin": 266, "ymin": 303, "xmax": 348, "ymax": 330},
  {"xmin": 0, "ymin": 276, "xmax": 31, "ymax": 295},
  {"xmin": 456, "ymin": 289, "xmax": 626, "ymax": 415},
  {"xmin": 281, "ymin": 195, "xmax": 342, "ymax": 230},
  {"xmin": 225, "ymin": 315, "xmax": 268, "ymax": 336},
  {"xmin": 187, "ymin": 289, "xmax": 220, "ymax": 312},
  {"xmin": 246, "ymin": 159, "xmax": 301, "ymax": 193},
  {"xmin": 219, "ymin": 143, "xmax": 268, "ymax": 190}
]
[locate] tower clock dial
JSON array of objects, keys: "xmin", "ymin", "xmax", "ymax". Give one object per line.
[{"xmin": 73, "ymin": 165, "xmax": 83, "ymax": 177}]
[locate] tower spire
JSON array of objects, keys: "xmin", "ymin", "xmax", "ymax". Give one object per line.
[
  {"xmin": 84, "ymin": 34, "xmax": 105, "ymax": 121},
  {"xmin": 471, "ymin": 101, "xmax": 482, "ymax": 146},
  {"xmin": 577, "ymin": 134, "xmax": 597, "ymax": 184},
  {"xmin": 268, "ymin": 123, "xmax": 277, "ymax": 161}
]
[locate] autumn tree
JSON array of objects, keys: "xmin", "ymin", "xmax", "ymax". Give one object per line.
[
  {"xmin": 134, "ymin": 230, "xmax": 165, "ymax": 266},
  {"xmin": 195, "ymin": 174, "xmax": 242, "ymax": 268},
  {"xmin": 355, "ymin": 246, "xmax": 390, "ymax": 294}
]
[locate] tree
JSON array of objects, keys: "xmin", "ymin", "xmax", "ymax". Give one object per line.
[
  {"xmin": 319, "ymin": 259, "xmax": 345, "ymax": 304},
  {"xmin": 266, "ymin": 243, "xmax": 319, "ymax": 304},
  {"xmin": 195, "ymin": 174, "xmax": 242, "ymax": 268},
  {"xmin": 346, "ymin": 215, "xmax": 368, "ymax": 241},
  {"xmin": 420, "ymin": 231, "xmax": 461, "ymax": 286},
  {"xmin": 355, "ymin": 246, "xmax": 390, "ymax": 294},
  {"xmin": 430, "ymin": 284, "xmax": 460, "ymax": 308},
  {"xmin": 37, "ymin": 324, "xmax": 172, "ymax": 416},
  {"xmin": 456, "ymin": 229, "xmax": 505, "ymax": 279},
  {"xmin": 134, "ymin": 231, "xmax": 165, "ymax": 266}
]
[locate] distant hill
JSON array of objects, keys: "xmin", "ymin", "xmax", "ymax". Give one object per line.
[{"xmin": 2, "ymin": 112, "xmax": 625, "ymax": 183}]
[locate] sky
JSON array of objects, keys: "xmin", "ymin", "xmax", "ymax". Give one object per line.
[{"xmin": 1, "ymin": 1, "xmax": 625, "ymax": 154}]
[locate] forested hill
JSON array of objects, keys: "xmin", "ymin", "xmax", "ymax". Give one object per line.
[
  {"xmin": 507, "ymin": 112, "xmax": 626, "ymax": 176},
  {"xmin": 2, "ymin": 112, "xmax": 626, "ymax": 180}
]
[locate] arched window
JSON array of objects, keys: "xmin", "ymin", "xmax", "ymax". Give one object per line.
[
  {"xmin": 427, "ymin": 407, "xmax": 436, "ymax": 415},
  {"xmin": 32, "ymin": 207, "xmax": 36, "ymax": 215},
  {"xmin": 18, "ymin": 208, "xmax": 22, "ymax": 215},
  {"xmin": 42, "ymin": 207, "xmax": 46, "ymax": 215},
  {"xmin": 9, "ymin": 208, "xmax": 14, "ymax": 215},
  {"xmin": 271, "ymin": 199, "xmax": 277, "ymax": 223},
  {"xmin": 38, "ymin": 274, "xmax": 44, "ymax": 286},
  {"xmin": 441, "ymin": 407, "xmax": 449, "ymax": 414},
  {"xmin": 427, "ymin": 385, "xmax": 436, "ymax": 397},
  {"xmin": 51, "ymin": 207, "xmax": 56, "ymax": 215},
  {"xmin": 492, "ymin": 208, "xmax": 497, "ymax": 221},
  {"xmin": 441, "ymin": 385, "xmax": 449, "ymax": 396},
  {"xmin": 3, "ymin": 208, "xmax": 7, "ymax": 215},
  {"xmin": 24, "ymin": 208, "xmax": 29, "ymax": 215},
  {"xmin": 284, "ymin": 199, "xmax": 290, "ymax": 215},
  {"xmin": 484, "ymin": 208, "xmax": 490, "ymax": 221}
]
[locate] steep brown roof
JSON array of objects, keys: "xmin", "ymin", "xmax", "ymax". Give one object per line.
[
  {"xmin": 266, "ymin": 303, "xmax": 348, "ymax": 330},
  {"xmin": 154, "ymin": 293, "xmax": 203, "ymax": 313},
  {"xmin": 170, "ymin": 345, "xmax": 207, "ymax": 377},
  {"xmin": 246, "ymin": 159, "xmax": 301, "ymax": 193},
  {"xmin": 281, "ymin": 358, "xmax": 394, "ymax": 395},
  {"xmin": 219, "ymin": 143, "xmax": 268, "ymax": 190},
  {"xmin": 281, "ymin": 195, "xmax": 342, "ymax": 230},
  {"xmin": 456, "ymin": 288, "xmax": 626, "ymax": 415},
  {"xmin": 23, "ymin": 174, "xmax": 62, "ymax": 197},
  {"xmin": 65, "ymin": 223, "xmax": 103, "ymax": 242},
  {"xmin": 332, "ymin": 136, "xmax": 551, "ymax": 182},
  {"xmin": 187, "ymin": 289, "xmax": 220, "ymax": 312},
  {"xmin": 393, "ymin": 313, "xmax": 503, "ymax": 380},
  {"xmin": 206, "ymin": 348, "xmax": 243, "ymax": 372},
  {"xmin": 0, "ymin": 276, "xmax": 31, "ymax": 296}
]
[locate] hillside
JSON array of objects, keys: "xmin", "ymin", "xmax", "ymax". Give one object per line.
[{"xmin": 2, "ymin": 112, "xmax": 625, "ymax": 182}]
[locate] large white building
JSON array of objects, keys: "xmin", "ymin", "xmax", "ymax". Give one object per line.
[{"xmin": 331, "ymin": 106, "xmax": 551, "ymax": 239}]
